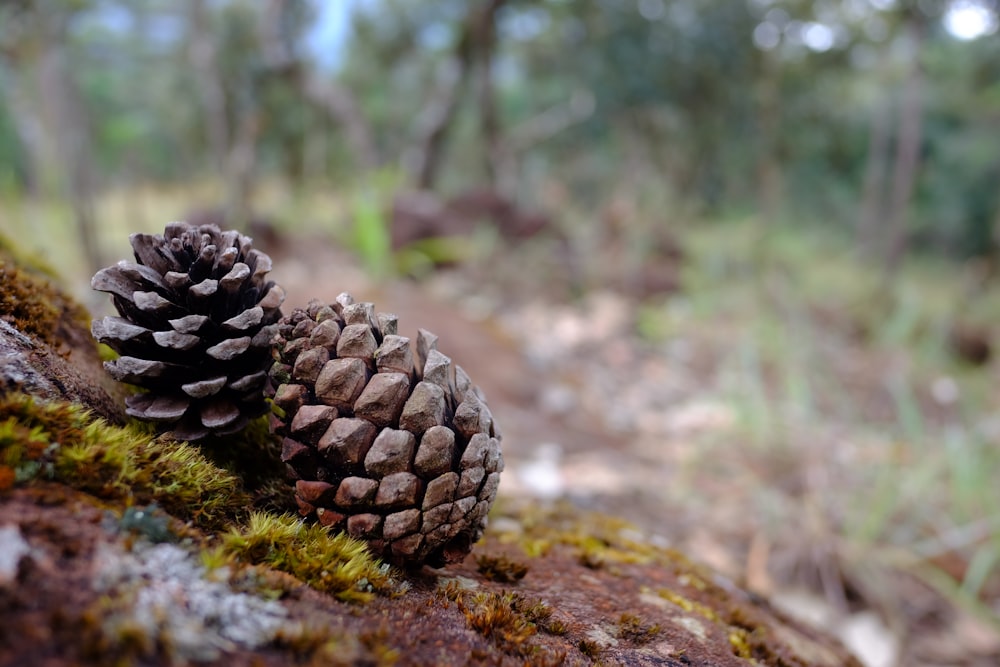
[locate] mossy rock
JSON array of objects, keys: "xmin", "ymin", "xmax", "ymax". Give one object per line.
[
  {"xmin": 0, "ymin": 250, "xmax": 861, "ymax": 666},
  {"xmin": 0, "ymin": 241, "xmax": 124, "ymax": 423}
]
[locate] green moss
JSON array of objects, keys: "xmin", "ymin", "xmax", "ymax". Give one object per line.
[
  {"xmin": 456, "ymin": 590, "xmax": 567, "ymax": 663},
  {"xmin": 0, "ymin": 394, "xmax": 248, "ymax": 529},
  {"xmin": 577, "ymin": 638, "xmax": 602, "ymax": 658},
  {"xmin": 475, "ymin": 553, "xmax": 528, "ymax": 583},
  {"xmin": 656, "ymin": 588, "xmax": 720, "ymax": 622},
  {"xmin": 272, "ymin": 621, "xmax": 400, "ymax": 666},
  {"xmin": 616, "ymin": 612, "xmax": 661, "ymax": 643},
  {"xmin": 0, "ymin": 231, "xmax": 61, "ymax": 279},
  {"xmin": 222, "ymin": 511, "xmax": 397, "ymax": 603},
  {"xmin": 513, "ymin": 594, "xmax": 566, "ymax": 636},
  {"xmin": 192, "ymin": 415, "xmax": 294, "ymax": 514},
  {"xmin": 461, "ymin": 591, "xmax": 537, "ymax": 656},
  {"xmin": 496, "ymin": 501, "xmax": 662, "ymax": 568},
  {"xmin": 0, "ymin": 252, "xmax": 91, "ymax": 351}
]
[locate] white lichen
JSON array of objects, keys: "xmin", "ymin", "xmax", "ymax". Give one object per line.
[
  {"xmin": 0, "ymin": 524, "xmax": 31, "ymax": 585},
  {"xmin": 585, "ymin": 624, "xmax": 620, "ymax": 648},
  {"xmin": 93, "ymin": 541, "xmax": 288, "ymax": 662}
]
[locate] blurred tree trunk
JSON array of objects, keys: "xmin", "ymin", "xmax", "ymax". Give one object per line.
[
  {"xmin": 301, "ymin": 76, "xmax": 379, "ymax": 171},
  {"xmin": 0, "ymin": 1, "xmax": 100, "ymax": 271},
  {"xmin": 477, "ymin": 3, "xmax": 514, "ymax": 192},
  {"xmin": 187, "ymin": 0, "xmax": 230, "ymax": 173},
  {"xmin": 856, "ymin": 98, "xmax": 892, "ymax": 255},
  {"xmin": 884, "ymin": 13, "xmax": 926, "ymax": 275},
  {"xmin": 33, "ymin": 3, "xmax": 102, "ymax": 272},
  {"xmin": 408, "ymin": 0, "xmax": 506, "ymax": 191},
  {"xmin": 755, "ymin": 49, "xmax": 783, "ymax": 222},
  {"xmin": 1, "ymin": 69, "xmax": 42, "ymax": 197},
  {"xmin": 260, "ymin": 0, "xmax": 378, "ymax": 172}
]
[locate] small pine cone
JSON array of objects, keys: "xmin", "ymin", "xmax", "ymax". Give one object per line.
[
  {"xmin": 91, "ymin": 222, "xmax": 285, "ymax": 440},
  {"xmin": 267, "ymin": 294, "xmax": 503, "ymax": 567}
]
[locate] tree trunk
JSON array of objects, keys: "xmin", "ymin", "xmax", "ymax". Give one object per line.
[
  {"xmin": 186, "ymin": 0, "xmax": 230, "ymax": 173},
  {"xmin": 406, "ymin": 0, "xmax": 506, "ymax": 190},
  {"xmin": 224, "ymin": 113, "xmax": 259, "ymax": 229},
  {"xmin": 884, "ymin": 14, "xmax": 926, "ymax": 275},
  {"xmin": 260, "ymin": 0, "xmax": 378, "ymax": 173},
  {"xmin": 755, "ymin": 50, "xmax": 783, "ymax": 223},
  {"xmin": 302, "ymin": 77, "xmax": 379, "ymax": 171},
  {"xmin": 34, "ymin": 4, "xmax": 102, "ymax": 272},
  {"xmin": 857, "ymin": 97, "xmax": 892, "ymax": 256},
  {"xmin": 477, "ymin": 5, "xmax": 505, "ymax": 191}
]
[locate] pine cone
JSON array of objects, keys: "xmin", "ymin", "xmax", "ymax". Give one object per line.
[
  {"xmin": 91, "ymin": 222, "xmax": 285, "ymax": 440},
  {"xmin": 267, "ymin": 294, "xmax": 503, "ymax": 567}
]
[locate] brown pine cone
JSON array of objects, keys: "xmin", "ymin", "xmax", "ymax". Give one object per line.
[
  {"xmin": 91, "ymin": 222, "xmax": 285, "ymax": 440},
  {"xmin": 267, "ymin": 294, "xmax": 503, "ymax": 567}
]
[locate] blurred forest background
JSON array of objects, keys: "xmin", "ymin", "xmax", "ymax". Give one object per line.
[{"xmin": 2, "ymin": 1, "xmax": 1000, "ymax": 665}]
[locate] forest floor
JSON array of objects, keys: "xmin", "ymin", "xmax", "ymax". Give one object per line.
[
  {"xmin": 258, "ymin": 221, "xmax": 1000, "ymax": 667},
  {"xmin": 8, "ymin": 186, "xmax": 1000, "ymax": 666}
]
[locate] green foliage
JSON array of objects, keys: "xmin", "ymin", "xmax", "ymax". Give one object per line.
[
  {"xmin": 349, "ymin": 187, "xmax": 392, "ymax": 279},
  {"xmin": 222, "ymin": 511, "xmax": 398, "ymax": 603}
]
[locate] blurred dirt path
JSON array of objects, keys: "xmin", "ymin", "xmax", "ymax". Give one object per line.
[
  {"xmin": 256, "ymin": 234, "xmax": 1000, "ymax": 667},
  {"xmin": 271, "ymin": 235, "xmax": 631, "ymax": 470}
]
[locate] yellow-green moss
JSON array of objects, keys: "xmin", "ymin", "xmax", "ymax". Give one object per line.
[
  {"xmin": 729, "ymin": 628, "xmax": 754, "ymax": 660},
  {"xmin": 0, "ymin": 394, "xmax": 247, "ymax": 528},
  {"xmin": 578, "ymin": 638, "xmax": 602, "ymax": 658},
  {"xmin": 271, "ymin": 621, "xmax": 400, "ymax": 666},
  {"xmin": 461, "ymin": 591, "xmax": 538, "ymax": 656},
  {"xmin": 656, "ymin": 588, "xmax": 720, "ymax": 622},
  {"xmin": 475, "ymin": 553, "xmax": 528, "ymax": 583},
  {"xmin": 222, "ymin": 511, "xmax": 397, "ymax": 603},
  {"xmin": 616, "ymin": 612, "xmax": 661, "ymax": 643},
  {"xmin": 455, "ymin": 590, "xmax": 568, "ymax": 663},
  {"xmin": 494, "ymin": 501, "xmax": 667, "ymax": 568},
  {"xmin": 0, "ymin": 231, "xmax": 61, "ymax": 279},
  {"xmin": 0, "ymin": 251, "xmax": 91, "ymax": 350}
]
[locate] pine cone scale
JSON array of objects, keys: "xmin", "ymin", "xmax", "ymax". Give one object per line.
[
  {"xmin": 93, "ymin": 222, "xmax": 284, "ymax": 439},
  {"xmin": 267, "ymin": 295, "xmax": 503, "ymax": 567}
]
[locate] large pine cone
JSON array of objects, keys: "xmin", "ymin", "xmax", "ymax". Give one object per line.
[
  {"xmin": 267, "ymin": 294, "xmax": 503, "ymax": 567},
  {"xmin": 91, "ymin": 222, "xmax": 285, "ymax": 441}
]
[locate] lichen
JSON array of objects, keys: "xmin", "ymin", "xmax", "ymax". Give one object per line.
[{"xmin": 90, "ymin": 540, "xmax": 290, "ymax": 663}]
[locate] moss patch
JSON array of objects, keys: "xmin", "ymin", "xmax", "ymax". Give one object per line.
[
  {"xmin": 475, "ymin": 553, "xmax": 528, "ymax": 583},
  {"xmin": 0, "ymin": 253, "xmax": 91, "ymax": 353},
  {"xmin": 457, "ymin": 590, "xmax": 566, "ymax": 664},
  {"xmin": 223, "ymin": 511, "xmax": 398, "ymax": 603},
  {"xmin": 0, "ymin": 394, "xmax": 247, "ymax": 529}
]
